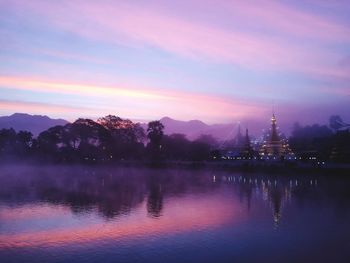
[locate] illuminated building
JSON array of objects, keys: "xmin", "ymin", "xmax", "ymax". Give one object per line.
[{"xmin": 260, "ymin": 113, "xmax": 294, "ymax": 158}]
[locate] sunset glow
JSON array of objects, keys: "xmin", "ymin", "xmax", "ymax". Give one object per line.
[
  {"xmin": 0, "ymin": 0, "xmax": 349, "ymax": 125},
  {"xmin": 1, "ymin": 3, "xmax": 350, "ymax": 261}
]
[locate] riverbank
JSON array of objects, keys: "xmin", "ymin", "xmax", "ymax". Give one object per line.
[{"xmin": 1, "ymin": 159, "xmax": 349, "ymax": 176}]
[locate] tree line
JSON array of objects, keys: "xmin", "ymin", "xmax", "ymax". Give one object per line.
[
  {"xmin": 0, "ymin": 114, "xmax": 349, "ymax": 163},
  {"xmin": 0, "ymin": 115, "xmax": 216, "ymax": 163},
  {"xmin": 289, "ymin": 115, "xmax": 350, "ymax": 162}
]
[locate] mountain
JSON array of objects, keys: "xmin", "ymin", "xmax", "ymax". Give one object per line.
[
  {"xmin": 0, "ymin": 113, "xmax": 271, "ymax": 141},
  {"xmin": 0, "ymin": 113, "xmax": 68, "ymax": 136},
  {"xmin": 158, "ymin": 117, "xmax": 239, "ymax": 141},
  {"xmin": 155, "ymin": 117, "xmax": 270, "ymax": 141},
  {"xmin": 160, "ymin": 117, "xmax": 207, "ymax": 136}
]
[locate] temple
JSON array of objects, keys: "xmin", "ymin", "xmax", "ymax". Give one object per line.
[
  {"xmin": 224, "ymin": 124, "xmax": 254, "ymax": 158},
  {"xmin": 241, "ymin": 128, "xmax": 254, "ymax": 158},
  {"xmin": 233, "ymin": 124, "xmax": 244, "ymax": 148},
  {"xmin": 220, "ymin": 113, "xmax": 294, "ymax": 160},
  {"xmin": 260, "ymin": 113, "xmax": 293, "ymax": 158}
]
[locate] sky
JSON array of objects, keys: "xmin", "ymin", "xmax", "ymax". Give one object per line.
[{"xmin": 0, "ymin": 0, "xmax": 349, "ymax": 130}]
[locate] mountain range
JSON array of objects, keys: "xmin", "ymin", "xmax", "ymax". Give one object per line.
[
  {"xmin": 0, "ymin": 113, "xmax": 68, "ymax": 136},
  {"xmin": 0, "ymin": 113, "xmax": 268, "ymax": 140},
  {"xmin": 158, "ymin": 117, "xmax": 239, "ymax": 140}
]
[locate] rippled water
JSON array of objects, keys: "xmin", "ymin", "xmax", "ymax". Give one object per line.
[{"xmin": 0, "ymin": 165, "xmax": 349, "ymax": 263}]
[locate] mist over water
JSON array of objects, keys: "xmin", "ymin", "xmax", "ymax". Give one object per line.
[{"xmin": 0, "ymin": 165, "xmax": 349, "ymax": 263}]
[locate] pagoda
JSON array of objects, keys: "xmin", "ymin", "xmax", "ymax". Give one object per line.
[
  {"xmin": 241, "ymin": 128, "xmax": 254, "ymax": 157},
  {"xmin": 260, "ymin": 113, "xmax": 293, "ymax": 158},
  {"xmin": 223, "ymin": 124, "xmax": 254, "ymax": 158}
]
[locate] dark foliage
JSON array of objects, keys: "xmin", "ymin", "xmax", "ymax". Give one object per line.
[
  {"xmin": 289, "ymin": 120, "xmax": 350, "ymax": 162},
  {"xmin": 0, "ymin": 115, "xmax": 216, "ymax": 163},
  {"xmin": 289, "ymin": 123, "xmax": 333, "ymax": 160},
  {"xmin": 1, "ymin": 114, "xmax": 349, "ymax": 163},
  {"xmin": 146, "ymin": 120, "xmax": 165, "ymax": 161}
]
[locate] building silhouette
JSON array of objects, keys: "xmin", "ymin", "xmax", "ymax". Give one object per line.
[
  {"xmin": 260, "ymin": 113, "xmax": 293, "ymax": 158},
  {"xmin": 224, "ymin": 124, "xmax": 254, "ymax": 158}
]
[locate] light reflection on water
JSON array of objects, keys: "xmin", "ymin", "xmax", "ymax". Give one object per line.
[{"xmin": 0, "ymin": 165, "xmax": 349, "ymax": 263}]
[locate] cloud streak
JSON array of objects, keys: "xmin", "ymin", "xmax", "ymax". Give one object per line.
[
  {"xmin": 0, "ymin": 0, "xmax": 349, "ymax": 124},
  {"xmin": 0, "ymin": 75, "xmax": 268, "ymax": 122},
  {"xmin": 4, "ymin": 0, "xmax": 349, "ymax": 79}
]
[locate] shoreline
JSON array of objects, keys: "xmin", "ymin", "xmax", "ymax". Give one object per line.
[{"xmin": 1, "ymin": 159, "xmax": 349, "ymax": 176}]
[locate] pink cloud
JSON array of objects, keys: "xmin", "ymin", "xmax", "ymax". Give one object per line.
[
  {"xmin": 1, "ymin": 0, "xmax": 348, "ymax": 125},
  {"xmin": 0, "ymin": 99, "xmax": 95, "ymax": 117},
  {"xmin": 0, "ymin": 75, "xmax": 269, "ymax": 123},
  {"xmin": 318, "ymin": 86, "xmax": 350, "ymax": 96},
  {"xmin": 218, "ymin": 0, "xmax": 350, "ymax": 42},
  {"xmin": 4, "ymin": 0, "xmax": 349, "ymax": 79}
]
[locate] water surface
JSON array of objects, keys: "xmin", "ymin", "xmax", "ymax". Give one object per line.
[{"xmin": 0, "ymin": 165, "xmax": 349, "ymax": 262}]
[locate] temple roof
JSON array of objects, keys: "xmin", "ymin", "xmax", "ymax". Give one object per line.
[{"xmin": 270, "ymin": 114, "xmax": 280, "ymax": 142}]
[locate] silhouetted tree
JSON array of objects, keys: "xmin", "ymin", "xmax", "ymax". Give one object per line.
[
  {"xmin": 162, "ymin": 134, "xmax": 190, "ymax": 160},
  {"xmin": 98, "ymin": 115, "xmax": 145, "ymax": 160},
  {"xmin": 68, "ymin": 119, "xmax": 111, "ymax": 162},
  {"xmin": 289, "ymin": 123, "xmax": 333, "ymax": 159},
  {"xmin": 195, "ymin": 134, "xmax": 218, "ymax": 147},
  {"xmin": 35, "ymin": 125, "xmax": 62, "ymax": 161},
  {"xmin": 189, "ymin": 140, "xmax": 212, "ymax": 161},
  {"xmin": 0, "ymin": 128, "xmax": 16, "ymax": 157},
  {"xmin": 147, "ymin": 121, "xmax": 164, "ymax": 145},
  {"xmin": 1, "ymin": 113, "xmax": 349, "ymax": 164},
  {"xmin": 15, "ymin": 130, "xmax": 33, "ymax": 157},
  {"xmin": 147, "ymin": 121, "xmax": 164, "ymax": 161},
  {"xmin": 161, "ymin": 133, "xmax": 213, "ymax": 161},
  {"xmin": 330, "ymin": 129, "xmax": 350, "ymax": 163}
]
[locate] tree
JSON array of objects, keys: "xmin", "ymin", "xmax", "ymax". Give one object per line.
[
  {"xmin": 97, "ymin": 115, "xmax": 146, "ymax": 160},
  {"xmin": 0, "ymin": 128, "xmax": 17, "ymax": 156},
  {"xmin": 97, "ymin": 115, "xmax": 124, "ymax": 130},
  {"xmin": 162, "ymin": 134, "xmax": 190, "ymax": 160},
  {"xmin": 147, "ymin": 121, "xmax": 164, "ymax": 146},
  {"xmin": 133, "ymin": 123, "xmax": 146, "ymax": 144},
  {"xmin": 195, "ymin": 134, "xmax": 218, "ymax": 147},
  {"xmin": 147, "ymin": 121, "xmax": 164, "ymax": 161},
  {"xmin": 69, "ymin": 119, "xmax": 111, "ymax": 162},
  {"xmin": 37, "ymin": 125, "xmax": 65, "ymax": 160},
  {"xmin": 16, "ymin": 130, "xmax": 33, "ymax": 156},
  {"xmin": 289, "ymin": 124, "xmax": 333, "ymax": 160},
  {"xmin": 189, "ymin": 140, "xmax": 211, "ymax": 161}
]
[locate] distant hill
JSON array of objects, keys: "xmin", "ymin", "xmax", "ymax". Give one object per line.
[
  {"xmin": 160, "ymin": 117, "xmax": 207, "ymax": 136},
  {"xmin": 0, "ymin": 113, "xmax": 68, "ymax": 136},
  {"xmin": 0, "ymin": 113, "xmax": 269, "ymax": 140},
  {"xmin": 155, "ymin": 117, "xmax": 268, "ymax": 141},
  {"xmin": 158, "ymin": 117, "xmax": 239, "ymax": 141}
]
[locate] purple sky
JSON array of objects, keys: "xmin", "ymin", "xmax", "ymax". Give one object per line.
[{"xmin": 0, "ymin": 0, "xmax": 349, "ymax": 131}]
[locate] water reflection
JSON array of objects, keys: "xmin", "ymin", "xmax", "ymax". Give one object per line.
[
  {"xmin": 147, "ymin": 177, "xmax": 163, "ymax": 218},
  {"xmin": 215, "ymin": 175, "xmax": 323, "ymax": 227},
  {"xmin": 0, "ymin": 165, "xmax": 349, "ymax": 262},
  {"xmin": 0, "ymin": 166, "xmax": 346, "ymax": 225}
]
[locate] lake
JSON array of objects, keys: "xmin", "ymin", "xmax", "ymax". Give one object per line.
[{"xmin": 0, "ymin": 165, "xmax": 349, "ymax": 263}]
